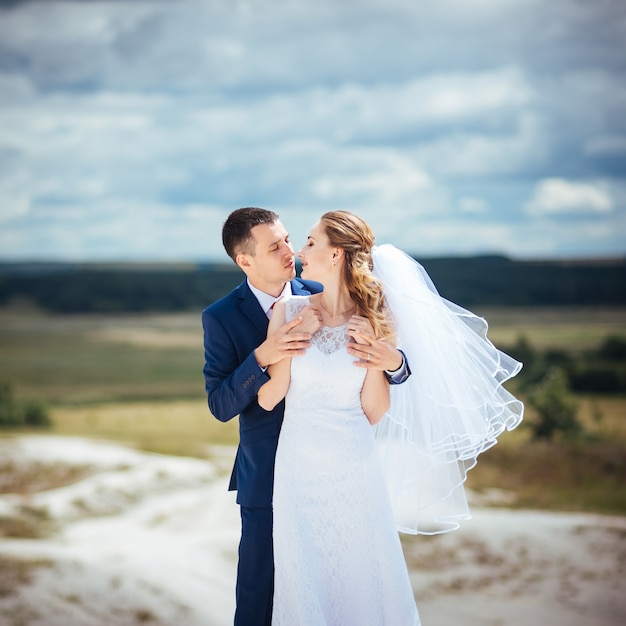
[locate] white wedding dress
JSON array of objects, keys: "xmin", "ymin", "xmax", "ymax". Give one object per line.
[{"xmin": 272, "ymin": 296, "xmax": 420, "ymax": 626}]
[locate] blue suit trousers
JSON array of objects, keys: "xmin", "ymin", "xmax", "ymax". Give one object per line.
[{"xmin": 235, "ymin": 506, "xmax": 274, "ymax": 626}]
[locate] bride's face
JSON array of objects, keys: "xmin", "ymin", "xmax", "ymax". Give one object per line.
[{"xmin": 297, "ymin": 221, "xmax": 336, "ymax": 281}]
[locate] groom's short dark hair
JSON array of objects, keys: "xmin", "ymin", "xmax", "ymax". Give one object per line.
[{"xmin": 222, "ymin": 207, "xmax": 279, "ymax": 261}]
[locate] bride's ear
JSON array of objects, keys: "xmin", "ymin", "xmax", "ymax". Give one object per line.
[{"xmin": 332, "ymin": 248, "xmax": 344, "ymax": 265}]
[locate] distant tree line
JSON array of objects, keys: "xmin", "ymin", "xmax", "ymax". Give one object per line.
[
  {"xmin": 0, "ymin": 263, "xmax": 241, "ymax": 313},
  {"xmin": 421, "ymin": 255, "xmax": 626, "ymax": 307},
  {"xmin": 0, "ymin": 255, "xmax": 625, "ymax": 313},
  {"xmin": 504, "ymin": 334, "xmax": 626, "ymax": 395}
]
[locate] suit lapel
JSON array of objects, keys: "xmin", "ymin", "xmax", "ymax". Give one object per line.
[
  {"xmin": 237, "ymin": 281, "xmax": 269, "ymax": 335},
  {"xmin": 236, "ymin": 278, "xmax": 317, "ymax": 334}
]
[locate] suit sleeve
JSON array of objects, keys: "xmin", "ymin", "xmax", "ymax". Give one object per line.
[
  {"xmin": 202, "ymin": 307, "xmax": 270, "ymax": 422},
  {"xmin": 385, "ymin": 349, "xmax": 411, "ymax": 385}
]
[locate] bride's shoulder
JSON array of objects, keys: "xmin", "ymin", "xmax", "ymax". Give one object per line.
[
  {"xmin": 282, "ymin": 294, "xmax": 312, "ymax": 320},
  {"xmin": 284, "ymin": 294, "xmax": 313, "ymax": 305}
]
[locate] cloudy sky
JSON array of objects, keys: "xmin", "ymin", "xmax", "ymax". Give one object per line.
[{"xmin": 0, "ymin": 0, "xmax": 624, "ymax": 262}]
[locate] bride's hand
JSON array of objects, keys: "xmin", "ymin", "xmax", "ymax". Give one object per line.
[
  {"xmin": 347, "ymin": 315, "xmax": 374, "ymax": 345},
  {"xmin": 291, "ymin": 306, "xmax": 322, "ymax": 335}
]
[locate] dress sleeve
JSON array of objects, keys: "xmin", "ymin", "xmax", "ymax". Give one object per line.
[{"xmin": 284, "ymin": 295, "xmax": 311, "ymax": 323}]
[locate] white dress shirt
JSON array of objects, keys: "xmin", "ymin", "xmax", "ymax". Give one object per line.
[{"xmin": 248, "ymin": 280, "xmax": 293, "ymax": 318}]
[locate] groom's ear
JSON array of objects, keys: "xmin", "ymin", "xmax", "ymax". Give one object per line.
[{"xmin": 236, "ymin": 253, "xmax": 252, "ymax": 271}]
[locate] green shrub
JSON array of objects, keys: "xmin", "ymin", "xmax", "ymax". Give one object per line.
[
  {"xmin": 0, "ymin": 380, "xmax": 19, "ymax": 427},
  {"xmin": 0, "ymin": 380, "xmax": 50, "ymax": 429},
  {"xmin": 598, "ymin": 335, "xmax": 626, "ymax": 361},
  {"xmin": 569, "ymin": 362, "xmax": 626, "ymax": 393},
  {"xmin": 527, "ymin": 368, "xmax": 583, "ymax": 441},
  {"xmin": 22, "ymin": 400, "xmax": 51, "ymax": 428}
]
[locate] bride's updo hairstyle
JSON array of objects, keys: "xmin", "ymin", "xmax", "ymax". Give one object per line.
[{"xmin": 320, "ymin": 211, "xmax": 395, "ymax": 342}]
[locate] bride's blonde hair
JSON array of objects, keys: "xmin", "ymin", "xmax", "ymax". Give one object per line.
[{"xmin": 320, "ymin": 211, "xmax": 395, "ymax": 342}]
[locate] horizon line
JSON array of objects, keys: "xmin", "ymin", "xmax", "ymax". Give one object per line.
[{"xmin": 0, "ymin": 253, "xmax": 624, "ymax": 267}]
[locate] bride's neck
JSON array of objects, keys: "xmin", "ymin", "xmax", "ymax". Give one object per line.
[{"xmin": 318, "ymin": 284, "xmax": 355, "ymax": 318}]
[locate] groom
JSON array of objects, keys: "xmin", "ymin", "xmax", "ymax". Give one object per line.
[{"xmin": 202, "ymin": 207, "xmax": 410, "ymax": 626}]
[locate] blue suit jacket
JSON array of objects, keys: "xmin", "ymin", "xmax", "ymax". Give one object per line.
[{"xmin": 202, "ymin": 277, "xmax": 323, "ymax": 508}]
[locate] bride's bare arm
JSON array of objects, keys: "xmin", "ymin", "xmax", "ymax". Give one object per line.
[
  {"xmin": 258, "ymin": 301, "xmax": 291, "ymax": 410},
  {"xmin": 352, "ymin": 316, "xmax": 391, "ymax": 423},
  {"xmin": 258, "ymin": 359, "xmax": 291, "ymax": 411},
  {"xmin": 258, "ymin": 302, "xmax": 321, "ymax": 411},
  {"xmin": 361, "ymin": 369, "xmax": 390, "ymax": 424}
]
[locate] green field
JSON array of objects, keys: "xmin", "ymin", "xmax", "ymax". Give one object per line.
[
  {"xmin": 0, "ymin": 310, "xmax": 204, "ymax": 404},
  {"xmin": 474, "ymin": 306, "xmax": 626, "ymax": 351},
  {"xmin": 1, "ymin": 307, "xmax": 625, "ymax": 515}
]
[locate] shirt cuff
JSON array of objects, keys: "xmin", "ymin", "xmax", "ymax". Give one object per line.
[{"xmin": 385, "ymin": 351, "xmax": 411, "ymax": 384}]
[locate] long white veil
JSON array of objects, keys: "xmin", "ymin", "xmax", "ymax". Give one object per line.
[{"xmin": 371, "ymin": 244, "xmax": 524, "ymax": 535}]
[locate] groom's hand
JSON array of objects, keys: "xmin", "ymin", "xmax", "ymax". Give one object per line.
[
  {"xmin": 347, "ymin": 315, "xmax": 403, "ymax": 372},
  {"xmin": 254, "ymin": 317, "xmax": 314, "ymax": 368}
]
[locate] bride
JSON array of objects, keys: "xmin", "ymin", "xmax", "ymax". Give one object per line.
[{"xmin": 259, "ymin": 211, "xmax": 523, "ymax": 624}]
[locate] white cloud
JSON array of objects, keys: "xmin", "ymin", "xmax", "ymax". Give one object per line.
[
  {"xmin": 525, "ymin": 178, "xmax": 613, "ymax": 216},
  {"xmin": 414, "ymin": 112, "xmax": 544, "ymax": 177},
  {"xmin": 311, "ymin": 150, "xmax": 430, "ymax": 203},
  {"xmin": 458, "ymin": 197, "xmax": 489, "ymax": 214},
  {"xmin": 0, "ymin": 199, "xmax": 229, "ymax": 261},
  {"xmin": 0, "ymin": 168, "xmax": 34, "ymax": 221},
  {"xmin": 0, "ymin": 194, "xmax": 30, "ymax": 222},
  {"xmin": 377, "ymin": 219, "xmax": 525, "ymax": 258}
]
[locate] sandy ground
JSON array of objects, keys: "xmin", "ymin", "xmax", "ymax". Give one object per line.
[{"xmin": 0, "ymin": 435, "xmax": 624, "ymax": 626}]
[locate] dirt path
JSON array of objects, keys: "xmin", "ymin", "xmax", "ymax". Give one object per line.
[{"xmin": 0, "ymin": 436, "xmax": 624, "ymax": 626}]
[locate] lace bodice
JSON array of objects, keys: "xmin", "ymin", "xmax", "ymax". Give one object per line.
[
  {"xmin": 285, "ymin": 296, "xmax": 349, "ymax": 355},
  {"xmin": 284, "ymin": 296, "xmax": 365, "ymax": 416},
  {"xmin": 311, "ymin": 324, "xmax": 349, "ymax": 355}
]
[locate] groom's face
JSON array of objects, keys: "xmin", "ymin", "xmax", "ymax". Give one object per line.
[{"xmin": 238, "ymin": 219, "xmax": 296, "ymax": 295}]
